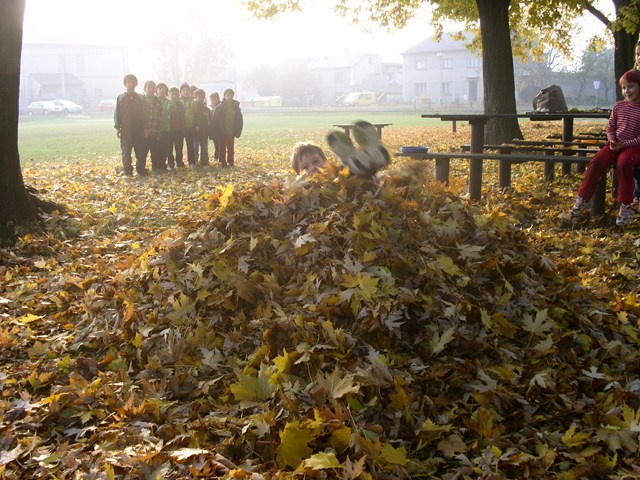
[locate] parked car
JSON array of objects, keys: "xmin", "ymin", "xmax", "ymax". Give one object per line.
[
  {"xmin": 98, "ymin": 99, "xmax": 117, "ymax": 112},
  {"xmin": 27, "ymin": 101, "xmax": 63, "ymax": 115},
  {"xmin": 341, "ymin": 91, "xmax": 379, "ymax": 107},
  {"xmin": 53, "ymin": 99, "xmax": 83, "ymax": 114}
]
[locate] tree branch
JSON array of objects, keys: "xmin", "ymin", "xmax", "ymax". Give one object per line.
[{"xmin": 584, "ymin": 2, "xmax": 611, "ymax": 29}]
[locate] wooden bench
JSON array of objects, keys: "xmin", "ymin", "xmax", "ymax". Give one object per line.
[
  {"xmin": 396, "ymin": 150, "xmax": 609, "ymax": 215},
  {"xmin": 460, "ymin": 143, "xmax": 600, "ymax": 174}
]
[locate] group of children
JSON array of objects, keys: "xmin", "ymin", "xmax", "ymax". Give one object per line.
[{"xmin": 113, "ymin": 74, "xmax": 243, "ymax": 176}]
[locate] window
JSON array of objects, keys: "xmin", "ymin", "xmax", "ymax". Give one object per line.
[
  {"xmin": 441, "ymin": 58, "xmax": 453, "ymax": 69},
  {"xmin": 76, "ymin": 55, "xmax": 85, "ymax": 72},
  {"xmin": 415, "ymin": 60, "xmax": 427, "ymax": 70},
  {"xmin": 467, "ymin": 57, "xmax": 481, "ymax": 68},
  {"xmin": 415, "ymin": 83, "xmax": 427, "ymax": 96},
  {"xmin": 334, "ymin": 72, "xmax": 345, "ymax": 84},
  {"xmin": 441, "ymin": 82, "xmax": 451, "ymax": 95}
]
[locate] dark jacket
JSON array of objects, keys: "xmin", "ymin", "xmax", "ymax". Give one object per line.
[
  {"xmin": 211, "ymin": 99, "xmax": 243, "ymax": 139},
  {"xmin": 114, "ymin": 92, "xmax": 145, "ymax": 136},
  {"xmin": 193, "ymin": 102, "xmax": 211, "ymax": 139}
]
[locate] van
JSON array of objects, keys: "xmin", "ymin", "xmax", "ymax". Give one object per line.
[{"xmin": 342, "ymin": 91, "xmax": 378, "ymax": 107}]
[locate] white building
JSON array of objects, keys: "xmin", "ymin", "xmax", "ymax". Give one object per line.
[
  {"xmin": 308, "ymin": 52, "xmax": 403, "ymax": 107},
  {"xmin": 20, "ymin": 43, "xmax": 129, "ymax": 112},
  {"xmin": 402, "ymin": 35, "xmax": 483, "ymax": 108}
]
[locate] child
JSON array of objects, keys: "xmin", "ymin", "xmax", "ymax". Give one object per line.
[
  {"xmin": 168, "ymin": 86, "xmax": 186, "ymax": 168},
  {"xmin": 208, "ymin": 92, "xmax": 221, "ymax": 164},
  {"xmin": 141, "ymin": 80, "xmax": 165, "ymax": 174},
  {"xmin": 211, "ymin": 88, "xmax": 243, "ymax": 167},
  {"xmin": 114, "ymin": 74, "xmax": 146, "ymax": 176},
  {"xmin": 193, "ymin": 88, "xmax": 211, "ymax": 166},
  {"xmin": 180, "ymin": 82, "xmax": 197, "ymax": 167},
  {"xmin": 156, "ymin": 82, "xmax": 172, "ymax": 169},
  {"xmin": 569, "ymin": 69, "xmax": 640, "ymax": 225},
  {"xmin": 290, "ymin": 142, "xmax": 327, "ymax": 175}
]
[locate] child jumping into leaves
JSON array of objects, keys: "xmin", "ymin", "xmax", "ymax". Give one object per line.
[
  {"xmin": 290, "ymin": 142, "xmax": 327, "ymax": 175},
  {"xmin": 569, "ymin": 69, "xmax": 640, "ymax": 226}
]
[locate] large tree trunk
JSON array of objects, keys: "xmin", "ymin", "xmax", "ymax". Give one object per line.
[
  {"xmin": 476, "ymin": 0, "xmax": 523, "ymax": 143},
  {"xmin": 612, "ymin": 1, "xmax": 639, "ymax": 100},
  {"xmin": 0, "ymin": 0, "xmax": 59, "ymax": 233},
  {"xmin": 0, "ymin": 0, "xmax": 35, "ymax": 226}
]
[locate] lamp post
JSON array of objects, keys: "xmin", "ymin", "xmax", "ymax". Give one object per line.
[
  {"xmin": 593, "ymin": 80, "xmax": 600, "ymax": 107},
  {"xmin": 436, "ymin": 52, "xmax": 444, "ymax": 106}
]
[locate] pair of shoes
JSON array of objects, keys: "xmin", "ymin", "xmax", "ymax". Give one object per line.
[
  {"xmin": 616, "ymin": 203, "xmax": 633, "ymax": 226},
  {"xmin": 326, "ymin": 120, "xmax": 390, "ymax": 178},
  {"xmin": 569, "ymin": 196, "xmax": 588, "ymax": 217}
]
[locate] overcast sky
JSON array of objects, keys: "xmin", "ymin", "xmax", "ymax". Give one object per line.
[
  {"xmin": 23, "ymin": 0, "xmax": 439, "ymax": 75},
  {"xmin": 23, "ymin": 0, "xmax": 610, "ymax": 79}
]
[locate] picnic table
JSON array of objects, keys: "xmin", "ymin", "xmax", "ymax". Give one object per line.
[
  {"xmin": 400, "ymin": 111, "xmax": 610, "ymax": 213},
  {"xmin": 423, "ymin": 111, "xmax": 610, "ymax": 149},
  {"xmin": 333, "ymin": 123, "xmax": 392, "ymax": 139}
]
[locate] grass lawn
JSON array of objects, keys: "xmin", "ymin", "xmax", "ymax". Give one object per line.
[{"xmin": 17, "ymin": 110, "xmax": 444, "ymax": 163}]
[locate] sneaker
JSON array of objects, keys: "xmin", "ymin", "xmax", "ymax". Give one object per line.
[
  {"xmin": 569, "ymin": 196, "xmax": 588, "ymax": 217},
  {"xmin": 327, "ymin": 127, "xmax": 390, "ymax": 178},
  {"xmin": 352, "ymin": 120, "xmax": 391, "ymax": 174},
  {"xmin": 616, "ymin": 203, "xmax": 633, "ymax": 226}
]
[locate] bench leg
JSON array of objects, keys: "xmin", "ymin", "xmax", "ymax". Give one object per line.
[
  {"xmin": 591, "ymin": 171, "xmax": 607, "ymax": 216},
  {"xmin": 435, "ymin": 157, "xmax": 450, "ymax": 184},
  {"xmin": 469, "ymin": 158, "xmax": 483, "ymax": 201},
  {"xmin": 499, "ymin": 159, "xmax": 511, "ymax": 188},
  {"xmin": 544, "ymin": 151, "xmax": 555, "ymax": 181},
  {"xmin": 576, "ymin": 148, "xmax": 586, "ymax": 173}
]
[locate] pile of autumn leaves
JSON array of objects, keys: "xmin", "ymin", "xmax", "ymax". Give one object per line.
[{"xmin": 87, "ymin": 164, "xmax": 639, "ymax": 478}]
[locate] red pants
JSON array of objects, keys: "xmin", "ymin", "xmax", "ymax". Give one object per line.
[
  {"xmin": 219, "ymin": 135, "xmax": 235, "ymax": 166},
  {"xmin": 578, "ymin": 145, "xmax": 640, "ymax": 205}
]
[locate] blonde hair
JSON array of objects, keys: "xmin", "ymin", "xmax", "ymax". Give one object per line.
[{"xmin": 290, "ymin": 142, "xmax": 326, "ymax": 174}]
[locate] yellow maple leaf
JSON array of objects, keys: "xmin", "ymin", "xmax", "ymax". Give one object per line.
[
  {"xmin": 330, "ymin": 425, "xmax": 352, "ymax": 452},
  {"xmin": 302, "ymin": 452, "xmax": 342, "ymax": 470},
  {"xmin": 436, "ymin": 255, "xmax": 462, "ymax": 276},
  {"xmin": 218, "ymin": 183, "xmax": 234, "ymax": 210},
  {"xmin": 270, "ymin": 349, "xmax": 296, "ymax": 384},
  {"xmin": 358, "ymin": 274, "xmax": 379, "ymax": 301},
  {"xmin": 379, "ymin": 443, "xmax": 408, "ymax": 466},
  {"xmin": 276, "ymin": 420, "xmax": 315, "ymax": 468},
  {"xmin": 230, "ymin": 370, "xmax": 276, "ymax": 402},
  {"xmin": 318, "ymin": 367, "xmax": 360, "ymax": 399}
]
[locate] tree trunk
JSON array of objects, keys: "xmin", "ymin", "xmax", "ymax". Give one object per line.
[
  {"xmin": 612, "ymin": 1, "xmax": 639, "ymax": 100},
  {"xmin": 0, "ymin": 0, "xmax": 60, "ymax": 234},
  {"xmin": 0, "ymin": 0, "xmax": 36, "ymax": 227},
  {"xmin": 476, "ymin": 0, "xmax": 523, "ymax": 143}
]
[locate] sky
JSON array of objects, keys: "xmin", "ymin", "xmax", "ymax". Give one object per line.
[
  {"xmin": 23, "ymin": 0, "xmax": 611, "ymax": 80},
  {"xmin": 23, "ymin": 0, "xmax": 440, "ymax": 77}
]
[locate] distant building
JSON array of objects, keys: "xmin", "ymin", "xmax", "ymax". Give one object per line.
[
  {"xmin": 20, "ymin": 43, "xmax": 129, "ymax": 113},
  {"xmin": 402, "ymin": 35, "xmax": 483, "ymax": 108},
  {"xmin": 308, "ymin": 52, "xmax": 403, "ymax": 107}
]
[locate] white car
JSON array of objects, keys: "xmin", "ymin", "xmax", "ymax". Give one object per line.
[
  {"xmin": 53, "ymin": 99, "xmax": 83, "ymax": 114},
  {"xmin": 27, "ymin": 101, "xmax": 63, "ymax": 115}
]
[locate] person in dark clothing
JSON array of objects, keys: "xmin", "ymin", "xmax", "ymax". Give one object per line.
[
  {"xmin": 168, "ymin": 86, "xmax": 186, "ymax": 168},
  {"xmin": 193, "ymin": 88, "xmax": 210, "ymax": 166},
  {"xmin": 114, "ymin": 74, "xmax": 146, "ymax": 176},
  {"xmin": 208, "ymin": 92, "xmax": 221, "ymax": 164},
  {"xmin": 211, "ymin": 88, "xmax": 243, "ymax": 167}
]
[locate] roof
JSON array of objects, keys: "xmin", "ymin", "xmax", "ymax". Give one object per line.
[
  {"xmin": 30, "ymin": 73, "xmax": 84, "ymax": 87},
  {"xmin": 402, "ymin": 32, "xmax": 476, "ymax": 56}
]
